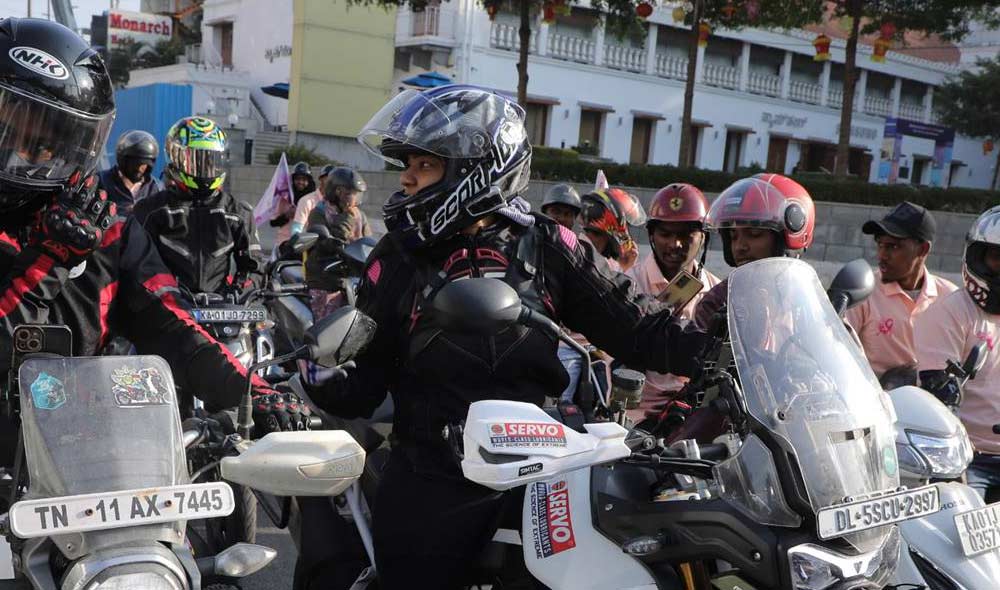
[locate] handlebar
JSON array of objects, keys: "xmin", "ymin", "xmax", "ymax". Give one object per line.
[{"xmin": 659, "ymin": 442, "xmax": 729, "ymax": 461}]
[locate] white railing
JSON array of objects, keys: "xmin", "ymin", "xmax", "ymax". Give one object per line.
[
  {"xmin": 899, "ymin": 102, "xmax": 924, "ymax": 121},
  {"xmin": 864, "ymin": 95, "xmax": 892, "ymax": 117},
  {"xmin": 604, "ymin": 43, "xmax": 645, "ymax": 73},
  {"xmin": 490, "ymin": 22, "xmax": 537, "ymax": 53},
  {"xmin": 548, "ymin": 32, "xmax": 594, "ymax": 63},
  {"xmin": 827, "ymin": 88, "xmax": 844, "ymax": 109},
  {"xmin": 411, "ymin": 6, "xmax": 440, "ymax": 36},
  {"xmin": 703, "ymin": 63, "xmax": 738, "ymax": 89},
  {"xmin": 654, "ymin": 53, "xmax": 687, "ymax": 80},
  {"xmin": 747, "ymin": 71, "xmax": 780, "ymax": 97},
  {"xmin": 789, "ymin": 80, "xmax": 820, "ymax": 104}
]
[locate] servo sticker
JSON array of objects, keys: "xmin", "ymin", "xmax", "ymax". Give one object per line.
[
  {"xmin": 489, "ymin": 422, "xmax": 566, "ymax": 448},
  {"xmin": 528, "ymin": 480, "xmax": 576, "ymax": 559}
]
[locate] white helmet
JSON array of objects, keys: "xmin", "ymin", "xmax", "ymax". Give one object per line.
[{"xmin": 963, "ymin": 205, "xmax": 1000, "ymax": 313}]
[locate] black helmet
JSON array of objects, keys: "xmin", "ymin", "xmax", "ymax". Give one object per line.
[
  {"xmin": 358, "ymin": 84, "xmax": 531, "ymax": 249},
  {"xmin": 291, "ymin": 161, "xmax": 312, "ymax": 178},
  {"xmin": 323, "ymin": 167, "xmax": 367, "ymax": 200},
  {"xmin": 0, "ymin": 18, "xmax": 115, "ymax": 215},
  {"xmin": 319, "ymin": 164, "xmax": 335, "ymax": 178},
  {"xmin": 542, "ymin": 183, "xmax": 582, "ymax": 212},
  {"xmin": 115, "ymin": 130, "xmax": 158, "ymax": 164}
]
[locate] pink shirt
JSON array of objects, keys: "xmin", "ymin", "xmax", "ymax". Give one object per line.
[
  {"xmin": 845, "ymin": 268, "xmax": 957, "ymax": 377},
  {"xmin": 914, "ymin": 289, "xmax": 1000, "ymax": 455},
  {"xmin": 293, "ymin": 190, "xmax": 323, "ymax": 231},
  {"xmin": 626, "ymin": 253, "xmax": 720, "ymax": 397}
]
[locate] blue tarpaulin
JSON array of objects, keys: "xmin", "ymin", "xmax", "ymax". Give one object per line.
[
  {"xmin": 261, "ymin": 83, "xmax": 290, "ymax": 99},
  {"xmin": 401, "ymin": 71, "xmax": 452, "ymax": 88},
  {"xmin": 106, "ymin": 84, "xmax": 193, "ymax": 179}
]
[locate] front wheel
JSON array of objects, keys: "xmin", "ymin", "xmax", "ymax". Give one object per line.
[{"xmin": 207, "ymin": 481, "xmax": 258, "ymax": 549}]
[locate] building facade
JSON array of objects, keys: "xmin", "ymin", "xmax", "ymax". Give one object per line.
[{"xmin": 394, "ymin": 1, "xmax": 998, "ymax": 189}]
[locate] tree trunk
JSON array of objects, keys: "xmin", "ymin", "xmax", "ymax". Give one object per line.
[
  {"xmin": 992, "ymin": 149, "xmax": 1000, "ymax": 191},
  {"xmin": 678, "ymin": 0, "xmax": 702, "ymax": 169},
  {"xmin": 517, "ymin": 0, "xmax": 531, "ymax": 106},
  {"xmin": 834, "ymin": 0, "xmax": 862, "ymax": 179}
]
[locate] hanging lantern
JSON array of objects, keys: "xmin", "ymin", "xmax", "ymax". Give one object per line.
[
  {"xmin": 813, "ymin": 34, "xmax": 831, "ymax": 62},
  {"xmin": 486, "ymin": 3, "xmax": 498, "ymax": 21},
  {"xmin": 698, "ymin": 22, "xmax": 710, "ymax": 48},
  {"xmin": 721, "ymin": 1, "xmax": 737, "ymax": 19},
  {"xmin": 636, "ymin": 1, "xmax": 654, "ymax": 19},
  {"xmin": 879, "ymin": 21, "xmax": 897, "ymax": 40},
  {"xmin": 542, "ymin": 2, "xmax": 556, "ymax": 24},
  {"xmin": 672, "ymin": 5, "xmax": 686, "ymax": 22},
  {"xmin": 872, "ymin": 37, "xmax": 890, "ymax": 62},
  {"xmin": 984, "ymin": 139, "xmax": 995, "ymax": 155}
]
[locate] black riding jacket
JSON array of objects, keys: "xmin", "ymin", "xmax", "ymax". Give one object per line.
[
  {"xmin": 97, "ymin": 167, "xmax": 164, "ymax": 217},
  {"xmin": 133, "ymin": 187, "xmax": 262, "ymax": 295},
  {"xmin": 312, "ymin": 215, "xmax": 703, "ymax": 447}
]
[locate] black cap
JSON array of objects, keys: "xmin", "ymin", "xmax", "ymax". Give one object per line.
[{"xmin": 862, "ymin": 201, "xmax": 936, "ymax": 243}]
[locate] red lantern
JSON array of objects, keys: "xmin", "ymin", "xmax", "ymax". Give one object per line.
[
  {"xmin": 721, "ymin": 1, "xmax": 736, "ymax": 19},
  {"xmin": 542, "ymin": 2, "xmax": 556, "ymax": 24},
  {"xmin": 486, "ymin": 3, "xmax": 498, "ymax": 21},
  {"xmin": 879, "ymin": 22, "xmax": 897, "ymax": 40},
  {"xmin": 984, "ymin": 139, "xmax": 995, "ymax": 155},
  {"xmin": 636, "ymin": 1, "xmax": 654, "ymax": 19},
  {"xmin": 872, "ymin": 37, "xmax": 890, "ymax": 62},
  {"xmin": 813, "ymin": 34, "xmax": 831, "ymax": 62},
  {"xmin": 698, "ymin": 22, "xmax": 710, "ymax": 48}
]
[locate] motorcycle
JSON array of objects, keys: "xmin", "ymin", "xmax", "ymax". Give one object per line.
[{"xmin": 442, "ymin": 258, "xmax": 930, "ymax": 589}]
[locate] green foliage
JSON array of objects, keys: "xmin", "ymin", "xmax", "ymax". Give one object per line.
[
  {"xmin": 530, "ymin": 154, "xmax": 999, "ymax": 213},
  {"xmin": 267, "ymin": 144, "xmax": 337, "ymax": 167},
  {"xmin": 936, "ymin": 56, "xmax": 1000, "ymax": 141}
]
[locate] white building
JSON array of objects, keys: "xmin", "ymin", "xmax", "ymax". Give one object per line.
[{"xmin": 394, "ymin": 1, "xmax": 998, "ymax": 189}]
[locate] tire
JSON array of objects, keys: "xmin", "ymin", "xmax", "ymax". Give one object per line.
[{"xmin": 208, "ymin": 481, "xmax": 257, "ymax": 550}]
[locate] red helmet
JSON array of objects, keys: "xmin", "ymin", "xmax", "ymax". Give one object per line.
[
  {"xmin": 581, "ymin": 187, "xmax": 646, "ymax": 259},
  {"xmin": 707, "ymin": 175, "xmax": 815, "ymax": 267},
  {"xmin": 647, "ymin": 183, "xmax": 709, "ymax": 227}
]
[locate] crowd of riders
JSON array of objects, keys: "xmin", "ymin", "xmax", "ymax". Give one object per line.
[{"xmin": 2, "ymin": 16, "xmax": 999, "ymax": 590}]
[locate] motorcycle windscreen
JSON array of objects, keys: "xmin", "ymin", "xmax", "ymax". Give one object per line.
[
  {"xmin": 18, "ymin": 356, "xmax": 188, "ymax": 500},
  {"xmin": 727, "ymin": 258, "xmax": 898, "ymax": 553}
]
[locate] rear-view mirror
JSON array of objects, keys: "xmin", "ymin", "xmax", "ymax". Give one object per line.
[
  {"xmin": 303, "ymin": 306, "xmax": 376, "ymax": 368},
  {"xmin": 827, "ymin": 258, "xmax": 875, "ymax": 316}
]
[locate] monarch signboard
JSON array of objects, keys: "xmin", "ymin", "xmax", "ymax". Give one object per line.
[{"xmin": 107, "ymin": 10, "xmax": 173, "ymax": 49}]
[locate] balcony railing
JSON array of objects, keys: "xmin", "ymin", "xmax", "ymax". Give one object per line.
[
  {"xmin": 548, "ymin": 31, "xmax": 594, "ymax": 63},
  {"xmin": 411, "ymin": 6, "xmax": 441, "ymax": 36},
  {"xmin": 789, "ymin": 80, "xmax": 820, "ymax": 104},
  {"xmin": 397, "ymin": 5, "xmax": 457, "ymax": 45},
  {"xmin": 747, "ymin": 71, "xmax": 780, "ymax": 97},
  {"xmin": 899, "ymin": 102, "xmax": 924, "ymax": 121},
  {"xmin": 490, "ymin": 22, "xmax": 537, "ymax": 53},
  {"xmin": 865, "ymin": 95, "xmax": 892, "ymax": 117},
  {"xmin": 604, "ymin": 43, "xmax": 645, "ymax": 73},
  {"xmin": 654, "ymin": 53, "xmax": 687, "ymax": 80},
  {"xmin": 827, "ymin": 88, "xmax": 843, "ymax": 109},
  {"xmin": 703, "ymin": 63, "xmax": 738, "ymax": 90}
]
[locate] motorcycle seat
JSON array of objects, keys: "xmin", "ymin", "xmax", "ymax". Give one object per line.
[{"xmin": 280, "ymin": 265, "xmax": 306, "ymax": 285}]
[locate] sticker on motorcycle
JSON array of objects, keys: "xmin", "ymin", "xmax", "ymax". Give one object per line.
[
  {"xmin": 518, "ymin": 463, "xmax": 543, "ymax": 477},
  {"xmin": 30, "ymin": 372, "xmax": 66, "ymax": 411},
  {"xmin": 111, "ymin": 366, "xmax": 171, "ymax": 407},
  {"xmin": 528, "ymin": 480, "xmax": 576, "ymax": 559},
  {"xmin": 489, "ymin": 422, "xmax": 566, "ymax": 448}
]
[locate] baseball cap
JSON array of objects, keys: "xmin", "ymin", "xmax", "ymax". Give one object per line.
[{"xmin": 862, "ymin": 201, "xmax": 936, "ymax": 243}]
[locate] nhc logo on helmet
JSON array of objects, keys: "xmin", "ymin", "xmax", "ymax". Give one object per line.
[{"xmin": 9, "ymin": 47, "xmax": 69, "ymax": 80}]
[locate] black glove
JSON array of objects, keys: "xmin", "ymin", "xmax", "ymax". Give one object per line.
[
  {"xmin": 919, "ymin": 370, "xmax": 962, "ymax": 407},
  {"xmin": 31, "ymin": 184, "xmax": 116, "ymax": 266},
  {"xmin": 252, "ymin": 390, "xmax": 313, "ymax": 436},
  {"xmin": 269, "ymin": 214, "xmax": 290, "ymax": 228}
]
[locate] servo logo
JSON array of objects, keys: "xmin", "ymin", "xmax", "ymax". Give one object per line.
[
  {"xmin": 529, "ymin": 480, "xmax": 576, "ymax": 559},
  {"xmin": 9, "ymin": 47, "xmax": 69, "ymax": 80}
]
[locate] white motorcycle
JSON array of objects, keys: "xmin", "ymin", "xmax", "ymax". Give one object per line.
[{"xmin": 435, "ymin": 258, "xmax": 932, "ymax": 589}]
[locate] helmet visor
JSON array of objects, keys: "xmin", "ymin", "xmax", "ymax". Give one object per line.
[
  {"xmin": 0, "ymin": 84, "xmax": 113, "ymax": 186},
  {"xmin": 707, "ymin": 178, "xmax": 788, "ymax": 232},
  {"xmin": 167, "ymin": 143, "xmax": 227, "ymax": 180},
  {"xmin": 358, "ymin": 87, "xmax": 526, "ymax": 167}
]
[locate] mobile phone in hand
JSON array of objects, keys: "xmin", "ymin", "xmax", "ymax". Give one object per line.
[{"xmin": 657, "ymin": 269, "xmax": 705, "ymax": 314}]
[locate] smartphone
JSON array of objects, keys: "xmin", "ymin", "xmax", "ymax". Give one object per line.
[
  {"xmin": 5, "ymin": 325, "xmax": 73, "ymax": 416},
  {"xmin": 656, "ymin": 269, "xmax": 705, "ymax": 314}
]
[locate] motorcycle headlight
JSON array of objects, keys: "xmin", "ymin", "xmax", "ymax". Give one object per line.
[
  {"xmin": 788, "ymin": 527, "xmax": 899, "ymax": 590},
  {"xmin": 907, "ymin": 430, "xmax": 973, "ymax": 479},
  {"xmin": 84, "ymin": 563, "xmax": 185, "ymax": 590}
]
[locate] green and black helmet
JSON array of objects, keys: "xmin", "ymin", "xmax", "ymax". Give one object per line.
[{"xmin": 165, "ymin": 116, "xmax": 228, "ymax": 199}]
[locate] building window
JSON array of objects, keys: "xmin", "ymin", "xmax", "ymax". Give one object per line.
[
  {"xmin": 524, "ymin": 102, "xmax": 549, "ymax": 147},
  {"xmin": 723, "ymin": 131, "xmax": 746, "ymax": 173},
  {"xmin": 217, "ymin": 22, "xmax": 233, "ymax": 67},
  {"xmin": 630, "ymin": 118, "xmax": 655, "ymax": 164},
  {"xmin": 577, "ymin": 109, "xmax": 603, "ymax": 154},
  {"xmin": 911, "ymin": 157, "xmax": 930, "ymax": 186}
]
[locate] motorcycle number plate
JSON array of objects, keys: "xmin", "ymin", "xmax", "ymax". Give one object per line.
[
  {"xmin": 8, "ymin": 482, "xmax": 235, "ymax": 539},
  {"xmin": 816, "ymin": 484, "xmax": 941, "ymax": 540},
  {"xmin": 191, "ymin": 307, "xmax": 268, "ymax": 323},
  {"xmin": 954, "ymin": 502, "xmax": 1000, "ymax": 557}
]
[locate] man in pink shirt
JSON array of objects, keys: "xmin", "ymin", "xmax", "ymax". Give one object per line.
[
  {"xmin": 627, "ymin": 184, "xmax": 719, "ymax": 418},
  {"xmin": 290, "ymin": 164, "xmax": 334, "ymax": 236},
  {"xmin": 915, "ymin": 205, "xmax": 1000, "ymax": 499},
  {"xmin": 846, "ymin": 202, "xmax": 956, "ymax": 378}
]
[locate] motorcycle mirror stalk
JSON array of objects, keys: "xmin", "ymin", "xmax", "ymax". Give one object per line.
[{"xmin": 827, "ymin": 258, "xmax": 875, "ymax": 316}]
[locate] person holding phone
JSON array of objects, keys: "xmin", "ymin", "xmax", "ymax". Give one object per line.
[{"xmin": 626, "ymin": 184, "xmax": 720, "ymax": 417}]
